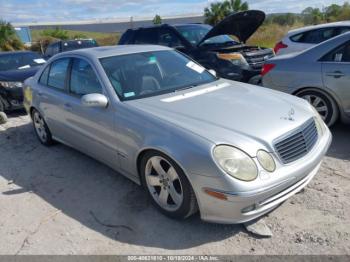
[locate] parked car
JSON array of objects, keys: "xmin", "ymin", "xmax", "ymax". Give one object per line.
[
  {"xmin": 274, "ymin": 21, "xmax": 350, "ymax": 55},
  {"xmin": 0, "ymin": 51, "xmax": 45, "ymax": 116},
  {"xmin": 263, "ymin": 32, "xmax": 350, "ymax": 127},
  {"xmin": 119, "ymin": 10, "xmax": 274, "ymax": 84},
  {"xmin": 44, "ymin": 39, "xmax": 98, "ymax": 59},
  {"xmin": 24, "ymin": 45, "xmax": 331, "ymax": 224}
]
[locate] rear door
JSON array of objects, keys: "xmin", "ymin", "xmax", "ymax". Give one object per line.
[
  {"xmin": 322, "ymin": 41, "xmax": 350, "ymax": 117},
  {"xmin": 60, "ymin": 57, "xmax": 119, "ymax": 169},
  {"xmin": 37, "ymin": 58, "xmax": 71, "ymax": 138}
]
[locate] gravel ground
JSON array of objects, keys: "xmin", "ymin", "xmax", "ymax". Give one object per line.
[{"xmin": 0, "ymin": 112, "xmax": 349, "ymax": 255}]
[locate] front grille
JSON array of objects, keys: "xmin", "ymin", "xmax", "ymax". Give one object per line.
[
  {"xmin": 244, "ymin": 49, "xmax": 275, "ymax": 69},
  {"xmin": 274, "ymin": 119, "xmax": 318, "ymax": 164}
]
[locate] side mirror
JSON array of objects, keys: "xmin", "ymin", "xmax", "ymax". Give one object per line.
[
  {"xmin": 81, "ymin": 93, "xmax": 108, "ymax": 108},
  {"xmin": 208, "ymin": 69, "xmax": 217, "ymax": 77}
]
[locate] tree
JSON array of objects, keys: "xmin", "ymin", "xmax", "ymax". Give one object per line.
[
  {"xmin": 204, "ymin": 0, "xmax": 249, "ymax": 25},
  {"xmin": 301, "ymin": 7, "xmax": 323, "ymax": 24},
  {"xmin": 325, "ymin": 4, "xmax": 341, "ymax": 22},
  {"xmin": 153, "ymin": 14, "xmax": 162, "ymax": 25},
  {"xmin": 0, "ymin": 20, "xmax": 24, "ymax": 51}
]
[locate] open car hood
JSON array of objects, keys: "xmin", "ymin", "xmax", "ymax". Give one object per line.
[{"xmin": 198, "ymin": 10, "xmax": 265, "ymax": 45}]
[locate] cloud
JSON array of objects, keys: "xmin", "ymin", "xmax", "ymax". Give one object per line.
[{"xmin": 0, "ymin": 0, "xmax": 348, "ymax": 23}]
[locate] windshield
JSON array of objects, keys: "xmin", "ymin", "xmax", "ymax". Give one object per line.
[
  {"xmin": 62, "ymin": 40, "xmax": 98, "ymax": 51},
  {"xmin": 175, "ymin": 25, "xmax": 237, "ymax": 46},
  {"xmin": 0, "ymin": 52, "xmax": 45, "ymax": 72},
  {"xmin": 100, "ymin": 50, "xmax": 216, "ymax": 101}
]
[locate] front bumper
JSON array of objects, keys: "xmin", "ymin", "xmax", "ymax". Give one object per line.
[{"xmin": 191, "ymin": 127, "xmax": 332, "ymax": 224}]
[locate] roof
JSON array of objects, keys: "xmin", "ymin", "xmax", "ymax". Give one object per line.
[
  {"xmin": 287, "ymin": 21, "xmax": 350, "ymax": 35},
  {"xmin": 60, "ymin": 45, "xmax": 172, "ymax": 59}
]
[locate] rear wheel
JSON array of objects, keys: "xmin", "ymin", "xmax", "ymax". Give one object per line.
[
  {"xmin": 296, "ymin": 89, "xmax": 338, "ymax": 127},
  {"xmin": 140, "ymin": 151, "xmax": 197, "ymax": 219},
  {"xmin": 32, "ymin": 109, "xmax": 54, "ymax": 146},
  {"xmin": 0, "ymin": 112, "xmax": 7, "ymax": 124}
]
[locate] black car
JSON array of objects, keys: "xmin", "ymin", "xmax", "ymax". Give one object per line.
[
  {"xmin": 44, "ymin": 39, "xmax": 99, "ymax": 58},
  {"xmin": 119, "ymin": 10, "xmax": 274, "ymax": 83},
  {"xmin": 0, "ymin": 51, "xmax": 45, "ymax": 114}
]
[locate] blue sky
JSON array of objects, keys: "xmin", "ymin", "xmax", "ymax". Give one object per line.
[{"xmin": 0, "ymin": 0, "xmax": 348, "ymax": 23}]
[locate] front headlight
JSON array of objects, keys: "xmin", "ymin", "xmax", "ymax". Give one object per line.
[
  {"xmin": 257, "ymin": 150, "xmax": 276, "ymax": 172},
  {"xmin": 0, "ymin": 81, "xmax": 23, "ymax": 88},
  {"xmin": 213, "ymin": 145, "xmax": 258, "ymax": 181},
  {"xmin": 310, "ymin": 106, "xmax": 325, "ymax": 136},
  {"xmin": 217, "ymin": 53, "xmax": 249, "ymax": 67}
]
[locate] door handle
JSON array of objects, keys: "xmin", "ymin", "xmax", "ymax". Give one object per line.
[{"xmin": 326, "ymin": 71, "xmax": 345, "ymax": 78}]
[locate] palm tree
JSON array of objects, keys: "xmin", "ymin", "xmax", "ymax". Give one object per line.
[
  {"xmin": 229, "ymin": 0, "xmax": 249, "ymax": 12},
  {"xmin": 204, "ymin": 0, "xmax": 249, "ymax": 25},
  {"xmin": 0, "ymin": 20, "xmax": 23, "ymax": 51}
]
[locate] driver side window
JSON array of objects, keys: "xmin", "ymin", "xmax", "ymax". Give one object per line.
[{"xmin": 69, "ymin": 58, "xmax": 103, "ymax": 96}]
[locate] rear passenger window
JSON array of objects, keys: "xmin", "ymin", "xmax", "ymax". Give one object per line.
[
  {"xmin": 158, "ymin": 29, "xmax": 182, "ymax": 47},
  {"xmin": 47, "ymin": 58, "xmax": 70, "ymax": 90},
  {"xmin": 134, "ymin": 29, "xmax": 158, "ymax": 44},
  {"xmin": 39, "ymin": 65, "xmax": 50, "ymax": 85},
  {"xmin": 291, "ymin": 28, "xmax": 336, "ymax": 44},
  {"xmin": 69, "ymin": 58, "xmax": 102, "ymax": 96},
  {"xmin": 322, "ymin": 42, "xmax": 350, "ymax": 62}
]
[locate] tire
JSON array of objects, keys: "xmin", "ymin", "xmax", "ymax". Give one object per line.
[
  {"xmin": 140, "ymin": 151, "xmax": 198, "ymax": 219},
  {"xmin": 32, "ymin": 109, "xmax": 54, "ymax": 146},
  {"xmin": 0, "ymin": 112, "xmax": 7, "ymax": 124},
  {"xmin": 296, "ymin": 89, "xmax": 338, "ymax": 127}
]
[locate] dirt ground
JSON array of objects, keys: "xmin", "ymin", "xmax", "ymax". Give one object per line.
[{"xmin": 0, "ymin": 111, "xmax": 349, "ymax": 255}]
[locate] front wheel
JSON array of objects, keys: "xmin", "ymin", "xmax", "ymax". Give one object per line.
[
  {"xmin": 296, "ymin": 89, "xmax": 338, "ymax": 127},
  {"xmin": 140, "ymin": 151, "xmax": 198, "ymax": 219},
  {"xmin": 32, "ymin": 109, "xmax": 54, "ymax": 146}
]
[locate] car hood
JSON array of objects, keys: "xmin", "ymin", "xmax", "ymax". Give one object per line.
[
  {"xmin": 0, "ymin": 66, "xmax": 40, "ymax": 82},
  {"xmin": 198, "ymin": 10, "xmax": 265, "ymax": 45},
  {"xmin": 127, "ymin": 79, "xmax": 313, "ymax": 156}
]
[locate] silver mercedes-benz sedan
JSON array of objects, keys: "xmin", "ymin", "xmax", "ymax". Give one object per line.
[{"xmin": 23, "ymin": 45, "xmax": 331, "ymax": 224}]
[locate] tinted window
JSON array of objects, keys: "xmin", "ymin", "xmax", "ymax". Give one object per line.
[
  {"xmin": 323, "ymin": 42, "xmax": 350, "ymax": 62},
  {"xmin": 0, "ymin": 53, "xmax": 44, "ymax": 71},
  {"xmin": 158, "ymin": 29, "xmax": 182, "ymax": 47},
  {"xmin": 62, "ymin": 40, "xmax": 98, "ymax": 52},
  {"xmin": 291, "ymin": 28, "xmax": 336, "ymax": 44},
  {"xmin": 134, "ymin": 29, "xmax": 158, "ymax": 44},
  {"xmin": 39, "ymin": 65, "xmax": 50, "ymax": 85},
  {"xmin": 70, "ymin": 58, "xmax": 102, "ymax": 95},
  {"xmin": 47, "ymin": 58, "xmax": 70, "ymax": 90},
  {"xmin": 338, "ymin": 27, "xmax": 350, "ymax": 35},
  {"xmin": 100, "ymin": 50, "xmax": 216, "ymax": 101}
]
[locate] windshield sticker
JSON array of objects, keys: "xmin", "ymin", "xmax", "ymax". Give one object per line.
[
  {"xmin": 161, "ymin": 82, "xmax": 230, "ymax": 103},
  {"xmin": 124, "ymin": 92, "xmax": 135, "ymax": 98},
  {"xmin": 34, "ymin": 58, "xmax": 46, "ymax": 64},
  {"xmin": 18, "ymin": 65, "xmax": 31, "ymax": 69},
  {"xmin": 149, "ymin": 56, "xmax": 157, "ymax": 64},
  {"xmin": 186, "ymin": 61, "xmax": 205, "ymax": 74}
]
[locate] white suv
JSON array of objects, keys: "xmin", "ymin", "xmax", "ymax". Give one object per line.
[{"xmin": 274, "ymin": 21, "xmax": 350, "ymax": 55}]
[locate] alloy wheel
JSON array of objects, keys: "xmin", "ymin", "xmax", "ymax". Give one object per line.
[
  {"xmin": 33, "ymin": 112, "xmax": 48, "ymax": 143},
  {"xmin": 301, "ymin": 94, "xmax": 328, "ymax": 121},
  {"xmin": 145, "ymin": 156, "xmax": 184, "ymax": 211}
]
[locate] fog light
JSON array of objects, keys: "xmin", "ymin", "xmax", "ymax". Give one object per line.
[{"xmin": 241, "ymin": 204, "xmax": 256, "ymax": 213}]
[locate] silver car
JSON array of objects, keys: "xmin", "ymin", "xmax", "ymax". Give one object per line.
[
  {"xmin": 263, "ymin": 32, "xmax": 350, "ymax": 127},
  {"xmin": 23, "ymin": 45, "xmax": 331, "ymax": 224}
]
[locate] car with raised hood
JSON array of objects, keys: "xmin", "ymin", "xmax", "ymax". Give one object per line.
[
  {"xmin": 24, "ymin": 45, "xmax": 331, "ymax": 223},
  {"xmin": 274, "ymin": 21, "xmax": 350, "ymax": 55},
  {"xmin": 0, "ymin": 51, "xmax": 45, "ymax": 116},
  {"xmin": 119, "ymin": 10, "xmax": 274, "ymax": 84},
  {"xmin": 262, "ymin": 32, "xmax": 350, "ymax": 127}
]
